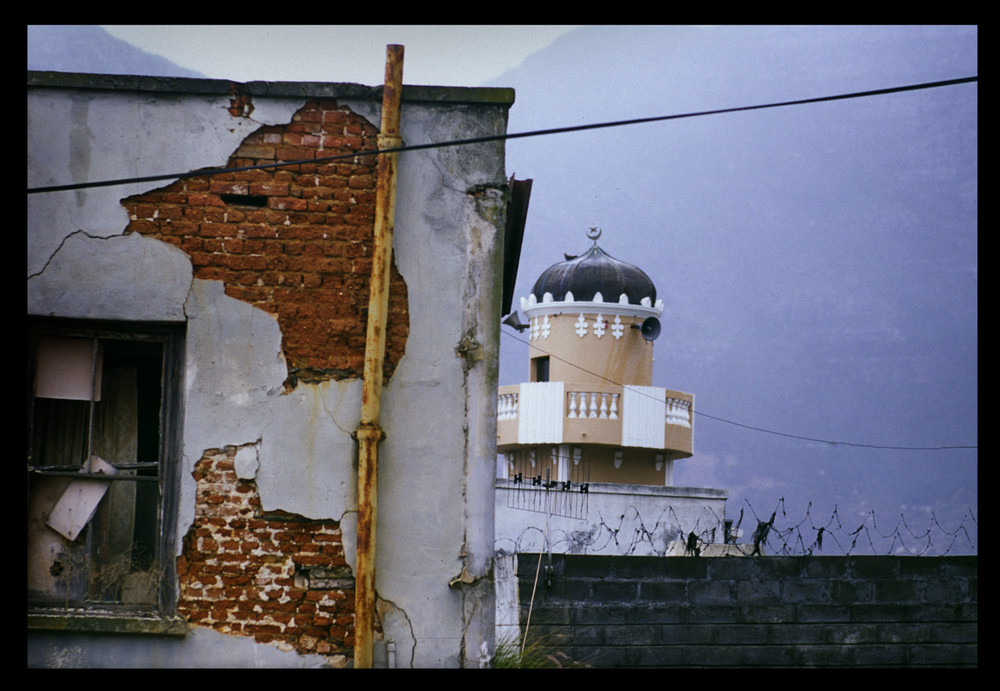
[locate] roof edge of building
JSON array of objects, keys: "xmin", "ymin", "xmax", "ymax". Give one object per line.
[{"xmin": 27, "ymin": 70, "xmax": 517, "ymax": 107}]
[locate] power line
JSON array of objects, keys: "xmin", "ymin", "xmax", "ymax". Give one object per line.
[
  {"xmin": 27, "ymin": 75, "xmax": 977, "ymax": 195},
  {"xmin": 692, "ymin": 409, "xmax": 977, "ymax": 451},
  {"xmin": 499, "ymin": 328, "xmax": 977, "ymax": 452},
  {"xmin": 27, "ymin": 72, "xmax": 979, "ymax": 452}
]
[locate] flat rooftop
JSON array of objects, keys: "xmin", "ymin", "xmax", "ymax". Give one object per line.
[{"xmin": 28, "ymin": 70, "xmax": 516, "ymax": 107}]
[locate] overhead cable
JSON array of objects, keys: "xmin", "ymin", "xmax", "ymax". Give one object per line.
[
  {"xmin": 27, "ymin": 76, "xmax": 977, "ymax": 195},
  {"xmin": 500, "ymin": 329, "xmax": 978, "ymax": 452}
]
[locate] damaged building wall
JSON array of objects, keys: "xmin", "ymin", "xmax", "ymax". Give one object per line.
[
  {"xmin": 120, "ymin": 99, "xmax": 409, "ymax": 386},
  {"xmin": 28, "ymin": 72, "xmax": 513, "ymax": 668},
  {"xmin": 178, "ymin": 446, "xmax": 354, "ymax": 657}
]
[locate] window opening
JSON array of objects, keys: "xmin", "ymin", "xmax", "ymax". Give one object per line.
[
  {"xmin": 532, "ymin": 355, "xmax": 550, "ymax": 382},
  {"xmin": 28, "ymin": 322, "xmax": 182, "ymax": 616}
]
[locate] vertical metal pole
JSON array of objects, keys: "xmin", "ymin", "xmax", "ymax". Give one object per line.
[{"xmin": 354, "ymin": 44, "xmax": 404, "ymax": 670}]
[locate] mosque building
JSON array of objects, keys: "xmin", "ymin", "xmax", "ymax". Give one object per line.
[{"xmin": 495, "ymin": 227, "xmax": 733, "ymax": 557}]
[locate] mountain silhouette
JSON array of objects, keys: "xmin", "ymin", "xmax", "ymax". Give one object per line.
[
  {"xmin": 486, "ymin": 26, "xmax": 977, "ymax": 542},
  {"xmin": 26, "ymin": 25, "xmax": 977, "ymax": 549},
  {"xmin": 28, "ymin": 25, "xmax": 204, "ymax": 78}
]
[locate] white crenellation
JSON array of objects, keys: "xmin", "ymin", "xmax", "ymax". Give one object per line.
[{"xmin": 522, "ymin": 297, "xmax": 661, "ymax": 323}]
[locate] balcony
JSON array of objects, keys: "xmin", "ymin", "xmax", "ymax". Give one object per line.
[{"xmin": 497, "ymin": 381, "xmax": 693, "ymax": 458}]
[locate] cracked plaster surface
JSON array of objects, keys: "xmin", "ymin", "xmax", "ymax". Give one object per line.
[
  {"xmin": 28, "ymin": 231, "xmax": 192, "ymax": 322},
  {"xmin": 28, "ymin": 90, "xmax": 301, "ymax": 276},
  {"xmin": 28, "ymin": 87, "xmax": 507, "ymax": 668}
]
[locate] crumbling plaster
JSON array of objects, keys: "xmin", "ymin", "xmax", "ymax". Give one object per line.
[
  {"xmin": 28, "ymin": 80, "xmax": 508, "ymax": 667},
  {"xmin": 27, "ymin": 90, "xmax": 303, "ymax": 277}
]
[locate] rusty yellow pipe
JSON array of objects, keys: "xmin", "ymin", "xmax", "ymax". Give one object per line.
[{"xmin": 354, "ymin": 44, "xmax": 403, "ymax": 670}]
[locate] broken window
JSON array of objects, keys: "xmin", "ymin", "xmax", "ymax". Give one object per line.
[{"xmin": 28, "ymin": 320, "xmax": 183, "ymax": 616}]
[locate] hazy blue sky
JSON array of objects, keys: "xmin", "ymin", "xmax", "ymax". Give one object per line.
[
  {"xmin": 100, "ymin": 25, "xmax": 578, "ymax": 86},
  {"xmin": 30, "ymin": 25, "xmax": 977, "ymax": 554}
]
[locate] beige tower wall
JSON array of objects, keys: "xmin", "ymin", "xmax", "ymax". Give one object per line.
[{"xmin": 525, "ymin": 311, "xmax": 655, "ymax": 386}]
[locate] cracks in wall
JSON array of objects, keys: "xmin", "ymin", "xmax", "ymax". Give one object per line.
[
  {"xmin": 28, "ymin": 228, "xmax": 110, "ymax": 280},
  {"xmin": 450, "ymin": 557, "xmax": 497, "ymax": 668},
  {"xmin": 450, "ymin": 181, "xmax": 507, "ymax": 667},
  {"xmin": 315, "ymin": 386, "xmax": 359, "ymax": 438},
  {"xmin": 375, "ymin": 596, "xmax": 416, "ymax": 668},
  {"xmin": 454, "ymin": 332, "xmax": 484, "ymax": 373}
]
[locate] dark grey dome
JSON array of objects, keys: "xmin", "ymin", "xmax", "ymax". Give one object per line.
[{"xmin": 531, "ymin": 241, "xmax": 657, "ymax": 305}]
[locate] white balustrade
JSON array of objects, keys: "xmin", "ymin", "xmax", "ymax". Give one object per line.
[
  {"xmin": 566, "ymin": 391, "xmax": 619, "ymax": 420},
  {"xmin": 497, "ymin": 392, "xmax": 519, "ymax": 420},
  {"xmin": 665, "ymin": 397, "xmax": 692, "ymax": 427}
]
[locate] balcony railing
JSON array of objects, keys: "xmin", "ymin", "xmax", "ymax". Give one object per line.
[
  {"xmin": 498, "ymin": 384, "xmax": 690, "ymax": 426},
  {"xmin": 568, "ymin": 390, "xmax": 619, "ymax": 419},
  {"xmin": 665, "ymin": 397, "xmax": 692, "ymax": 428},
  {"xmin": 497, "ymin": 382, "xmax": 693, "ymax": 455},
  {"xmin": 497, "ymin": 390, "xmax": 519, "ymax": 420}
]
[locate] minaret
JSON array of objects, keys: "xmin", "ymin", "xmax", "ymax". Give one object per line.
[{"xmin": 498, "ymin": 227, "xmax": 694, "ymax": 487}]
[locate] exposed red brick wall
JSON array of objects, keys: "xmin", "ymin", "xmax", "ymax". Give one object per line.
[
  {"xmin": 177, "ymin": 448, "xmax": 355, "ymax": 661},
  {"xmin": 122, "ymin": 100, "xmax": 409, "ymax": 385}
]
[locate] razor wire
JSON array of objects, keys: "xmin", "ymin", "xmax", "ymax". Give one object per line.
[{"xmin": 495, "ymin": 495, "xmax": 977, "ymax": 557}]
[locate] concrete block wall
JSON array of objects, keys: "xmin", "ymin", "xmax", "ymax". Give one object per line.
[{"xmin": 515, "ymin": 553, "xmax": 977, "ymax": 668}]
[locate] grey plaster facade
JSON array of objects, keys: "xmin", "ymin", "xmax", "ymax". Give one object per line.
[{"xmin": 28, "ymin": 72, "xmax": 514, "ymax": 668}]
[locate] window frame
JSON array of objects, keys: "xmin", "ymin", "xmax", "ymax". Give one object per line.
[
  {"xmin": 532, "ymin": 355, "xmax": 550, "ymax": 382},
  {"xmin": 27, "ymin": 318, "xmax": 185, "ymax": 625}
]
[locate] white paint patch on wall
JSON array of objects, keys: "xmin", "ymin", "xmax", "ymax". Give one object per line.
[
  {"xmin": 622, "ymin": 385, "xmax": 666, "ymax": 448},
  {"xmin": 517, "ymin": 382, "xmax": 565, "ymax": 445}
]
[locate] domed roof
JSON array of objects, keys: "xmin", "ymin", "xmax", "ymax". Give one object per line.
[{"xmin": 531, "ymin": 228, "xmax": 656, "ymax": 305}]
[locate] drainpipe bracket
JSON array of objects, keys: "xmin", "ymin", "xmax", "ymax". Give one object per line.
[
  {"xmin": 352, "ymin": 424, "xmax": 386, "ymax": 442},
  {"xmin": 377, "ymin": 134, "xmax": 402, "ymax": 150}
]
